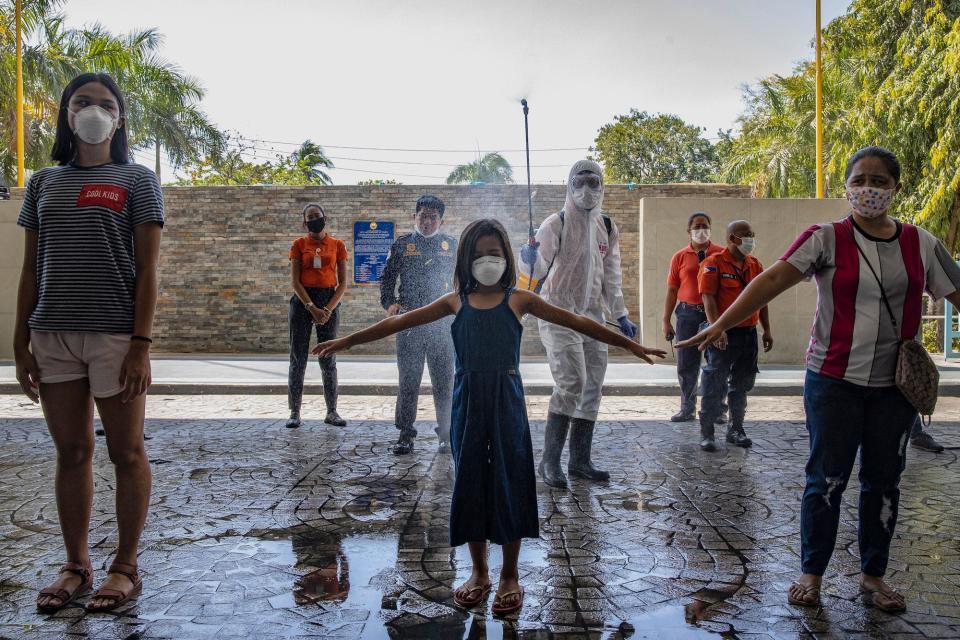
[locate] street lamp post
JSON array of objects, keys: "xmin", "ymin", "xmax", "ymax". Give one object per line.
[
  {"xmin": 815, "ymin": 0, "xmax": 824, "ymax": 199},
  {"xmin": 15, "ymin": 0, "xmax": 25, "ymax": 187}
]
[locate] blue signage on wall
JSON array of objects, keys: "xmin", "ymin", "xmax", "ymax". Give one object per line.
[{"xmin": 353, "ymin": 220, "xmax": 394, "ymax": 285}]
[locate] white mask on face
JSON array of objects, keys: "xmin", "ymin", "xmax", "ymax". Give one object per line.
[
  {"xmin": 572, "ymin": 186, "xmax": 602, "ymax": 211},
  {"xmin": 691, "ymin": 228, "xmax": 711, "ymax": 244},
  {"xmin": 472, "ymin": 256, "xmax": 506, "ymax": 286},
  {"xmin": 415, "ymin": 225, "xmax": 439, "ymax": 238},
  {"xmin": 70, "ymin": 106, "xmax": 118, "ymax": 145},
  {"xmin": 738, "ymin": 236, "xmax": 756, "ymax": 255}
]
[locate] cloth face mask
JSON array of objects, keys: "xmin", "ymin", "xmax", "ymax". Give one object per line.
[
  {"xmin": 691, "ymin": 228, "xmax": 711, "ymax": 244},
  {"xmin": 306, "ymin": 218, "xmax": 326, "ymax": 233},
  {"xmin": 847, "ymin": 186, "xmax": 896, "ymax": 219}
]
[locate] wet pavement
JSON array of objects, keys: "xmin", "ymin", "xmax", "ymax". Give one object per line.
[{"xmin": 1, "ymin": 394, "xmax": 959, "ymax": 639}]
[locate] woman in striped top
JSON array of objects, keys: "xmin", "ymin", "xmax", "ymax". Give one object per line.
[
  {"xmin": 14, "ymin": 73, "xmax": 164, "ymax": 613},
  {"xmin": 679, "ymin": 146, "xmax": 960, "ymax": 614}
]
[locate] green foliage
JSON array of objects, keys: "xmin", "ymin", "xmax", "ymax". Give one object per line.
[
  {"xmin": 922, "ymin": 318, "xmax": 942, "ymax": 354},
  {"xmin": 0, "ymin": 0, "xmax": 223, "ymax": 181},
  {"xmin": 175, "ymin": 138, "xmax": 334, "ymax": 186},
  {"xmin": 446, "ymin": 152, "xmax": 513, "ymax": 184},
  {"xmin": 591, "ymin": 110, "xmax": 719, "ymax": 184},
  {"xmin": 724, "ymin": 0, "xmax": 960, "ymax": 248}
]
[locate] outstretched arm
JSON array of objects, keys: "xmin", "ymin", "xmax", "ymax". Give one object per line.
[
  {"xmin": 313, "ymin": 293, "xmax": 456, "ymax": 357},
  {"xmin": 516, "ymin": 290, "xmax": 665, "ymax": 364},
  {"xmin": 677, "ymin": 260, "xmax": 804, "ymax": 351}
]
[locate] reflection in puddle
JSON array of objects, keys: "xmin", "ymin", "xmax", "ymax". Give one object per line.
[
  {"xmin": 613, "ymin": 605, "xmax": 728, "ymax": 638},
  {"xmin": 292, "ymin": 532, "xmax": 399, "ymax": 614}
]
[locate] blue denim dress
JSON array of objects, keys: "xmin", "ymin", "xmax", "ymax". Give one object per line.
[{"xmin": 449, "ymin": 288, "xmax": 539, "ymax": 546}]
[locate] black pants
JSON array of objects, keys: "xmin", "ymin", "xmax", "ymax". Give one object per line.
[
  {"xmin": 699, "ymin": 327, "xmax": 758, "ymax": 437},
  {"xmin": 675, "ymin": 304, "xmax": 707, "ymax": 414},
  {"xmin": 288, "ymin": 288, "xmax": 339, "ymax": 414},
  {"xmin": 395, "ymin": 318, "xmax": 454, "ymax": 441}
]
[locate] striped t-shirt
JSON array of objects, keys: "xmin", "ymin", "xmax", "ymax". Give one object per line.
[
  {"xmin": 782, "ymin": 216, "xmax": 960, "ymax": 386},
  {"xmin": 18, "ymin": 162, "xmax": 165, "ymax": 334}
]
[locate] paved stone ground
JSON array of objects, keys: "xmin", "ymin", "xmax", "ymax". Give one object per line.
[{"xmin": 1, "ymin": 394, "xmax": 959, "ymax": 639}]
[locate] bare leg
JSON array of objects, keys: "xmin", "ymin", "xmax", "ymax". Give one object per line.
[
  {"xmin": 88, "ymin": 393, "xmax": 149, "ymax": 608},
  {"xmin": 496, "ymin": 540, "xmax": 522, "ymax": 607},
  {"xmin": 454, "ymin": 541, "xmax": 490, "ymax": 600},
  {"xmin": 36, "ymin": 380, "xmax": 95, "ymax": 609}
]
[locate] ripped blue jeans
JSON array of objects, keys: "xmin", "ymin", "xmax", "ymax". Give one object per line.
[{"xmin": 800, "ymin": 370, "xmax": 915, "ymax": 577}]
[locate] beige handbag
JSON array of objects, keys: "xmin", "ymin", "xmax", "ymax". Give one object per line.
[{"xmin": 852, "ymin": 233, "xmax": 939, "ymax": 419}]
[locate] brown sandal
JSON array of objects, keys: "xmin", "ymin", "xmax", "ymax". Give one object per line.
[
  {"xmin": 860, "ymin": 585, "xmax": 906, "ymax": 613},
  {"xmin": 36, "ymin": 561, "xmax": 93, "ymax": 613},
  {"xmin": 86, "ymin": 561, "xmax": 142, "ymax": 612},
  {"xmin": 787, "ymin": 581, "xmax": 822, "ymax": 607}
]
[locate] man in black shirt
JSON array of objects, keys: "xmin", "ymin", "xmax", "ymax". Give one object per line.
[{"xmin": 380, "ymin": 195, "xmax": 457, "ymax": 455}]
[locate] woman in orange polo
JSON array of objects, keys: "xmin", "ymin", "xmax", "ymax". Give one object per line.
[{"xmin": 287, "ymin": 203, "xmax": 349, "ymax": 429}]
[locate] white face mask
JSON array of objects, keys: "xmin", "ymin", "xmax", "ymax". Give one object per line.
[
  {"xmin": 70, "ymin": 105, "xmax": 118, "ymax": 145},
  {"xmin": 415, "ymin": 225, "xmax": 439, "ymax": 238},
  {"xmin": 691, "ymin": 228, "xmax": 711, "ymax": 244},
  {"xmin": 737, "ymin": 236, "xmax": 756, "ymax": 255},
  {"xmin": 572, "ymin": 186, "xmax": 602, "ymax": 211},
  {"xmin": 472, "ymin": 256, "xmax": 506, "ymax": 286}
]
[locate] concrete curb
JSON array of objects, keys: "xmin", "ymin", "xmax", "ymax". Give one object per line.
[{"xmin": 4, "ymin": 382, "xmax": 960, "ymax": 396}]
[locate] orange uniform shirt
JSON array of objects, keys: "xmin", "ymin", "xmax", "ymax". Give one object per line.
[
  {"xmin": 667, "ymin": 242, "xmax": 724, "ymax": 305},
  {"xmin": 289, "ymin": 235, "xmax": 348, "ymax": 288},
  {"xmin": 698, "ymin": 248, "xmax": 764, "ymax": 328}
]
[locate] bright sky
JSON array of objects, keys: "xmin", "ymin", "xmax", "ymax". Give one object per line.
[{"xmin": 60, "ymin": 0, "xmax": 850, "ymax": 184}]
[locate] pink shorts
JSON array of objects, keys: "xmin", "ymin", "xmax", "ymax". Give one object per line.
[{"xmin": 30, "ymin": 331, "xmax": 132, "ymax": 398}]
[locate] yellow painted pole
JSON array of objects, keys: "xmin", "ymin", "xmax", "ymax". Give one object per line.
[
  {"xmin": 815, "ymin": 0, "xmax": 824, "ymax": 198},
  {"xmin": 15, "ymin": 0, "xmax": 26, "ymax": 187}
]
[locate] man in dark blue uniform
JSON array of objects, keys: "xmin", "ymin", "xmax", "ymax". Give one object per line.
[{"xmin": 380, "ymin": 195, "xmax": 457, "ymax": 455}]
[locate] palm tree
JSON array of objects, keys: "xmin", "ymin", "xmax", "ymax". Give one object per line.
[
  {"xmin": 285, "ymin": 140, "xmax": 334, "ymax": 185},
  {"xmin": 446, "ymin": 152, "xmax": 513, "ymax": 184},
  {"xmin": 0, "ymin": 1, "xmax": 223, "ymax": 182}
]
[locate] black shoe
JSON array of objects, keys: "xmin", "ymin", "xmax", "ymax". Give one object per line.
[
  {"xmin": 700, "ymin": 437, "xmax": 717, "ymax": 452},
  {"xmin": 671, "ymin": 411, "xmax": 696, "ymax": 422},
  {"xmin": 910, "ymin": 431, "xmax": 944, "ymax": 453},
  {"xmin": 726, "ymin": 425, "xmax": 752, "ymax": 448},
  {"xmin": 285, "ymin": 414, "xmax": 302, "ymax": 429},
  {"xmin": 715, "ymin": 413, "xmax": 728, "ymax": 424},
  {"xmin": 391, "ymin": 434, "xmax": 415, "ymax": 455},
  {"xmin": 324, "ymin": 410, "xmax": 347, "ymax": 427},
  {"xmin": 438, "ymin": 440, "xmax": 451, "ymax": 455},
  {"xmin": 95, "ymin": 427, "xmax": 105, "ymax": 436}
]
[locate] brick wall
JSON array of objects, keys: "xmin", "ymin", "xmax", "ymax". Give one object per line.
[{"xmin": 9, "ymin": 183, "xmax": 750, "ymax": 356}]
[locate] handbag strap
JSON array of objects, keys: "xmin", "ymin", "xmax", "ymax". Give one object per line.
[{"xmin": 846, "ymin": 224, "xmax": 901, "ymax": 339}]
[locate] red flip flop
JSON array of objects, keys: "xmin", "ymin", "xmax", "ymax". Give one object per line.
[
  {"xmin": 453, "ymin": 583, "xmax": 491, "ymax": 609},
  {"xmin": 492, "ymin": 586, "xmax": 524, "ymax": 616}
]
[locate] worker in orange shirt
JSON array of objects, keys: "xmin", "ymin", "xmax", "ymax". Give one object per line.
[
  {"xmin": 663, "ymin": 212, "xmax": 724, "ymax": 422},
  {"xmin": 696, "ymin": 220, "xmax": 773, "ymax": 451}
]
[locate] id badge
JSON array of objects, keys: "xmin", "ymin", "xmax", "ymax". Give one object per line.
[{"xmin": 313, "ymin": 255, "xmax": 322, "ymax": 269}]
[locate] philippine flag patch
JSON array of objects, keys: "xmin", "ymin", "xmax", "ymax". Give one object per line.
[{"xmin": 704, "ymin": 266, "xmax": 718, "ymax": 273}]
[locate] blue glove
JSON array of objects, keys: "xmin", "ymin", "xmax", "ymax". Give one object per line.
[
  {"xmin": 617, "ymin": 315, "xmax": 637, "ymax": 339},
  {"xmin": 520, "ymin": 240, "xmax": 539, "ymax": 265}
]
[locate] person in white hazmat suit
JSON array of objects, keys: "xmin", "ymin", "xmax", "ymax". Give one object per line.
[{"xmin": 518, "ymin": 160, "xmax": 637, "ymax": 489}]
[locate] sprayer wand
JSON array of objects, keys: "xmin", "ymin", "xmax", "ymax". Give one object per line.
[{"xmin": 521, "ymin": 98, "xmax": 536, "ymax": 289}]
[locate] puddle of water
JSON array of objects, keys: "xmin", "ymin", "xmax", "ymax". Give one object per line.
[{"xmin": 610, "ymin": 605, "xmax": 727, "ymax": 639}]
